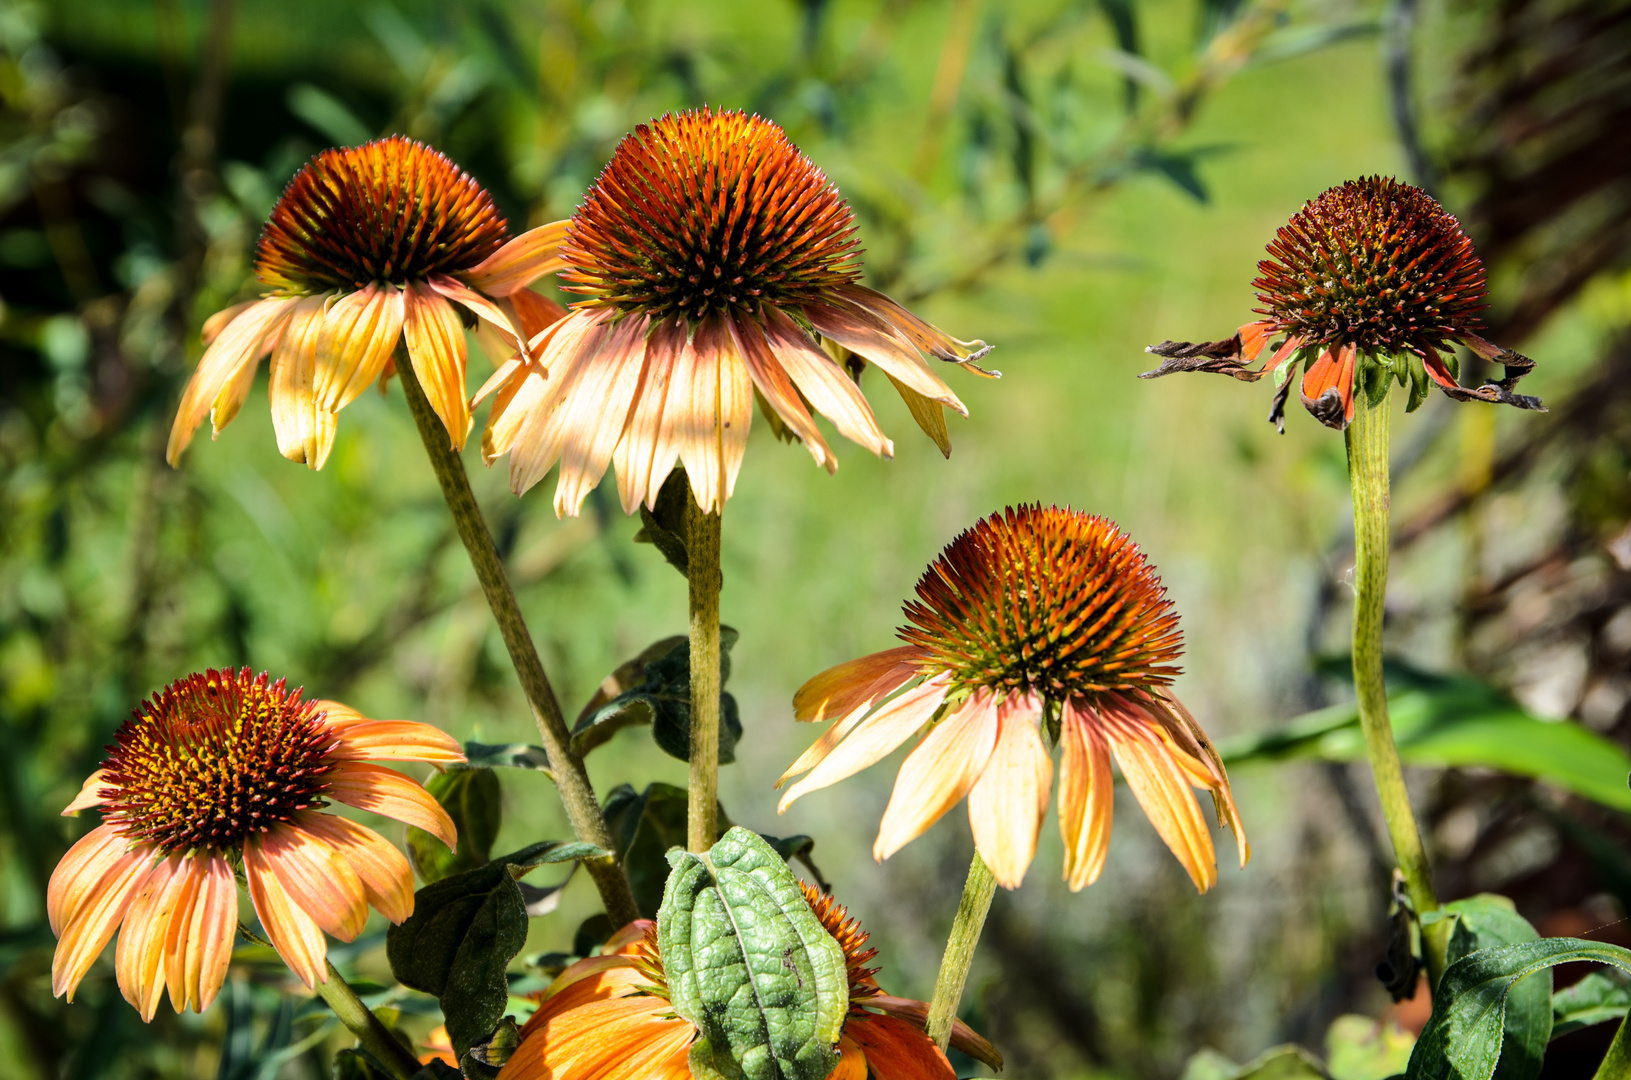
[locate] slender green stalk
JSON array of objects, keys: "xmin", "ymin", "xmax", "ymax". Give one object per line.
[
  {"xmin": 924, "ymin": 853, "xmax": 998, "ymax": 1051},
  {"xmin": 313, "ymin": 960, "xmax": 424, "ymax": 1080},
  {"xmin": 396, "ymin": 355, "xmax": 639, "ymax": 927},
  {"xmin": 1347, "ymin": 386, "xmax": 1448, "ymax": 987},
  {"xmin": 1594, "ymin": 1011, "xmax": 1631, "ymax": 1080},
  {"xmin": 685, "ymin": 490, "xmax": 723, "ymax": 853}
]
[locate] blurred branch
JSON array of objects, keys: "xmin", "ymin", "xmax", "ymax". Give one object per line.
[{"xmin": 911, "ymin": 0, "xmax": 981, "ymax": 181}]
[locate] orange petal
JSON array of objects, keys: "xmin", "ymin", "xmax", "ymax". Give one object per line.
[
  {"xmin": 163, "ymin": 852, "xmax": 236, "ymax": 1015},
  {"xmin": 298, "ymin": 813, "xmax": 414, "ymax": 925},
  {"xmin": 1237, "ymin": 320, "xmax": 1275, "ymax": 362},
  {"xmin": 244, "ymin": 837, "xmax": 329, "ymax": 988},
  {"xmin": 792, "ymin": 646, "xmax": 926, "ymax": 724},
  {"xmin": 48, "ymin": 824, "xmax": 141, "ymax": 935},
  {"xmin": 1058, "ymin": 698, "xmax": 1114, "ymax": 891},
  {"xmin": 506, "ymin": 311, "xmax": 614, "ymax": 495},
  {"xmin": 268, "ymin": 293, "xmax": 336, "ymax": 469},
  {"xmin": 864, "ymin": 996, "xmax": 1003, "ymax": 1071},
  {"xmin": 428, "ymin": 273, "xmax": 524, "ymax": 360},
  {"xmin": 51, "ymin": 837, "xmax": 155, "ymax": 1001},
  {"xmin": 1107, "ymin": 710, "xmax": 1217, "ymax": 892},
  {"xmin": 507, "ymin": 288, "xmax": 568, "ymax": 341},
  {"xmin": 803, "ymin": 297, "xmax": 966, "ymax": 412},
  {"xmin": 255, "ymin": 822, "xmax": 370, "ymax": 941},
  {"xmin": 763, "ymin": 306, "xmax": 892, "ymax": 458},
  {"xmin": 777, "ymin": 676, "xmax": 950, "ymax": 813},
  {"xmin": 62, "ymin": 769, "xmax": 112, "ymax": 816},
  {"xmin": 314, "ymin": 282, "xmax": 405, "ymax": 413},
  {"xmin": 309, "ymin": 699, "xmax": 369, "ymax": 731},
  {"xmin": 504, "ymin": 991, "xmax": 693, "ymax": 1080},
  {"xmin": 730, "ymin": 314, "xmax": 834, "ymax": 472},
  {"xmin": 463, "ymin": 221, "xmax": 568, "ymax": 297},
  {"xmin": 554, "ymin": 314, "xmax": 650, "ymax": 518},
  {"xmin": 966, "ymin": 695, "xmax": 1052, "ymax": 889},
  {"xmin": 326, "ymin": 762, "xmax": 457, "ymax": 850},
  {"xmin": 328, "ymin": 720, "xmax": 466, "ymax": 766},
  {"xmin": 830, "ymin": 1036, "xmax": 869, "ymax": 1080},
  {"xmin": 1298, "ymin": 344, "xmax": 1357, "ymax": 430},
  {"xmin": 168, "ymin": 297, "xmax": 298, "ymax": 465},
  {"xmin": 874, "ymin": 690, "xmax": 1000, "ymax": 861},
  {"xmin": 403, "ymin": 282, "xmax": 472, "ymax": 450},
  {"xmin": 673, "ymin": 315, "xmax": 724, "ymax": 514},
  {"xmin": 116, "ymin": 856, "xmax": 190, "ymax": 1020},
  {"xmin": 612, "ymin": 317, "xmax": 683, "ymax": 515},
  {"xmin": 844, "ymin": 1012, "xmax": 956, "ymax": 1080},
  {"xmin": 1135, "ymin": 689, "xmax": 1249, "ymax": 869}
]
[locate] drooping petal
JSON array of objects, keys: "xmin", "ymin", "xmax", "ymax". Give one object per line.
[
  {"xmin": 554, "ymin": 314, "xmax": 650, "ymax": 517},
  {"xmin": 49, "ymin": 825, "xmax": 134, "ymax": 933},
  {"xmin": 255, "ymin": 823, "xmax": 370, "ymax": 941},
  {"xmin": 115, "ymin": 855, "xmax": 186, "ymax": 1021},
  {"xmin": 298, "ymin": 812, "xmax": 414, "ymax": 925},
  {"xmin": 778, "ymin": 676, "xmax": 950, "ymax": 813},
  {"xmin": 1298, "ymin": 344, "xmax": 1356, "ymax": 430},
  {"xmin": 1107, "ymin": 710, "xmax": 1218, "ymax": 892},
  {"xmin": 844, "ymin": 1012, "xmax": 957, "ymax": 1080},
  {"xmin": 163, "ymin": 852, "xmax": 235, "ymax": 1016},
  {"xmin": 884, "ymin": 373, "xmax": 951, "ymax": 458},
  {"xmin": 464, "ymin": 221, "xmax": 568, "ymax": 297},
  {"xmin": 326, "ymin": 762, "xmax": 457, "ymax": 850},
  {"xmin": 874, "ymin": 690, "xmax": 1000, "ymax": 861},
  {"xmin": 717, "ymin": 326, "xmax": 753, "ymax": 508},
  {"xmin": 864, "ymin": 997, "xmax": 1004, "ymax": 1072},
  {"xmin": 403, "ymin": 282, "xmax": 472, "ymax": 450},
  {"xmin": 730, "ymin": 314, "xmax": 834, "ymax": 472},
  {"xmin": 612, "ymin": 317, "xmax": 682, "ymax": 514},
  {"xmin": 1136, "ymin": 689, "xmax": 1249, "ymax": 869},
  {"xmin": 762, "ymin": 306, "xmax": 892, "ymax": 458},
  {"xmin": 834, "ymin": 284, "xmax": 993, "ymax": 369},
  {"xmin": 1058, "ymin": 698, "xmax": 1115, "ymax": 891},
  {"xmin": 62, "ymin": 769, "xmax": 112, "ymax": 816},
  {"xmin": 428, "ymin": 273, "xmax": 523, "ymax": 359},
  {"xmin": 507, "ymin": 288, "xmax": 569, "ymax": 341},
  {"xmin": 328, "ymin": 720, "xmax": 466, "ymax": 766},
  {"xmin": 268, "ymin": 293, "xmax": 337, "ymax": 469},
  {"xmin": 966, "ymin": 695, "xmax": 1052, "ymax": 889},
  {"xmin": 244, "ymin": 837, "xmax": 329, "ymax": 988},
  {"xmin": 51, "ymin": 837, "xmax": 157, "ymax": 1000},
  {"xmin": 505, "ymin": 311, "xmax": 616, "ymax": 495},
  {"xmin": 201, "ymin": 301, "xmax": 254, "ymax": 345},
  {"xmin": 168, "ymin": 297, "xmax": 299, "ymax": 465},
  {"xmin": 779, "ymin": 651, "xmax": 930, "ymax": 788},
  {"xmin": 309, "ymin": 699, "xmax": 369, "ymax": 731},
  {"xmin": 314, "ymin": 282, "xmax": 405, "ymax": 413},
  {"xmin": 793, "ymin": 646, "xmax": 927, "ymax": 725},
  {"xmin": 803, "ymin": 297, "xmax": 966, "ymax": 412},
  {"xmin": 672, "ymin": 315, "xmax": 722, "ymax": 514}
]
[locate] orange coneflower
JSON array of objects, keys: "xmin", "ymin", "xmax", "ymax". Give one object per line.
[
  {"xmin": 778, "ymin": 505, "xmax": 1249, "ymax": 891},
  {"xmin": 498, "ymin": 886, "xmax": 1002, "ymax": 1080},
  {"xmin": 1142, "ymin": 176, "xmax": 1543, "ymax": 430},
  {"xmin": 168, "ymin": 135, "xmax": 568, "ymax": 470},
  {"xmin": 477, "ymin": 107, "xmax": 994, "ymax": 518},
  {"xmin": 49, "ymin": 668, "xmax": 464, "ymax": 1020}
]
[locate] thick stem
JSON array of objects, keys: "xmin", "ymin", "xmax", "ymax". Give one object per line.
[
  {"xmin": 396, "ymin": 356, "xmax": 639, "ymax": 927},
  {"xmin": 924, "ymin": 853, "xmax": 998, "ymax": 1051},
  {"xmin": 1347, "ymin": 387, "xmax": 1448, "ymax": 988},
  {"xmin": 313, "ymin": 961, "xmax": 423, "ymax": 1080},
  {"xmin": 686, "ymin": 490, "xmax": 723, "ymax": 853}
]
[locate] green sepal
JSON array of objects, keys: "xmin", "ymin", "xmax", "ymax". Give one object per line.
[{"xmin": 408, "ymin": 766, "xmax": 501, "ymax": 885}]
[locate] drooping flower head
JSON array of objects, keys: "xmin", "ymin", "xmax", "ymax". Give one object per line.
[
  {"xmin": 478, "ymin": 107, "xmax": 994, "ymax": 518},
  {"xmin": 497, "ymin": 887, "xmax": 1001, "ymax": 1080},
  {"xmin": 1142, "ymin": 176, "xmax": 1543, "ymax": 430},
  {"xmin": 779, "ymin": 505, "xmax": 1248, "ymax": 891},
  {"xmin": 49, "ymin": 668, "xmax": 464, "ymax": 1020},
  {"xmin": 168, "ymin": 136, "xmax": 568, "ymax": 470}
]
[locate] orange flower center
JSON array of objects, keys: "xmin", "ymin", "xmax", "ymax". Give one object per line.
[
  {"xmin": 900, "ymin": 506, "xmax": 1183, "ymax": 701},
  {"xmin": 256, "ymin": 135, "xmax": 509, "ymax": 293},
  {"xmin": 101, "ymin": 669, "xmax": 338, "ymax": 854},
  {"xmin": 800, "ymin": 882, "xmax": 880, "ymax": 1000},
  {"xmin": 560, "ymin": 107, "xmax": 862, "ymax": 322},
  {"xmin": 1253, "ymin": 176, "xmax": 1487, "ymax": 356}
]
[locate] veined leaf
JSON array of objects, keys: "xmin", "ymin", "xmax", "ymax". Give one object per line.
[{"xmin": 1438, "ymin": 896, "xmax": 1548, "ymax": 1080}]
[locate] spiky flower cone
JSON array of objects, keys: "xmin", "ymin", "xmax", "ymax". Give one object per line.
[
  {"xmin": 778, "ymin": 505, "xmax": 1248, "ymax": 891},
  {"xmin": 49, "ymin": 668, "xmax": 463, "ymax": 1018},
  {"xmin": 169, "ymin": 135, "xmax": 568, "ymax": 469},
  {"xmin": 477, "ymin": 107, "xmax": 995, "ymax": 518},
  {"xmin": 1142, "ymin": 176, "xmax": 1544, "ymax": 430}
]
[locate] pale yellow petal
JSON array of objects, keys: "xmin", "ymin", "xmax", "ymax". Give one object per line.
[
  {"xmin": 874, "ymin": 690, "xmax": 1000, "ymax": 861},
  {"xmin": 168, "ymin": 298, "xmax": 298, "ymax": 465},
  {"xmin": 314, "ymin": 283, "xmax": 405, "ymax": 413},
  {"xmin": 554, "ymin": 314, "xmax": 650, "ymax": 518},
  {"xmin": 268, "ymin": 293, "xmax": 333, "ymax": 468},
  {"xmin": 763, "ymin": 306, "xmax": 891, "ymax": 457},
  {"xmin": 403, "ymin": 282, "xmax": 471, "ymax": 450},
  {"xmin": 966, "ymin": 695, "xmax": 1051, "ymax": 889},
  {"xmin": 777, "ymin": 676, "xmax": 949, "ymax": 813},
  {"xmin": 612, "ymin": 317, "xmax": 683, "ymax": 515}
]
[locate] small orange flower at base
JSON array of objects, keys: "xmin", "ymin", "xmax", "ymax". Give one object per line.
[
  {"xmin": 778, "ymin": 505, "xmax": 1249, "ymax": 891},
  {"xmin": 168, "ymin": 136, "xmax": 568, "ymax": 471},
  {"xmin": 498, "ymin": 887, "xmax": 1001, "ymax": 1080},
  {"xmin": 477, "ymin": 107, "xmax": 994, "ymax": 519},
  {"xmin": 49, "ymin": 668, "xmax": 464, "ymax": 1019},
  {"xmin": 1141, "ymin": 176, "xmax": 1543, "ymax": 431}
]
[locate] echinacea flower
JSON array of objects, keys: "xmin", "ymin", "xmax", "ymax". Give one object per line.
[
  {"xmin": 168, "ymin": 135, "xmax": 567, "ymax": 470},
  {"xmin": 477, "ymin": 107, "xmax": 994, "ymax": 518},
  {"xmin": 778, "ymin": 505, "xmax": 1248, "ymax": 891},
  {"xmin": 1141, "ymin": 176, "xmax": 1543, "ymax": 431},
  {"xmin": 497, "ymin": 885, "xmax": 1002, "ymax": 1080},
  {"xmin": 49, "ymin": 668, "xmax": 464, "ymax": 1019}
]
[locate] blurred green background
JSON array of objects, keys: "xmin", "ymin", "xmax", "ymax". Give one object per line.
[{"xmin": 3, "ymin": 0, "xmax": 1630, "ymax": 1076}]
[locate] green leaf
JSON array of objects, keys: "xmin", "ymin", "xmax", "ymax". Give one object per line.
[
  {"xmin": 657, "ymin": 827, "xmax": 849, "ymax": 1080},
  {"xmin": 1219, "ymin": 665, "xmax": 1631, "ymax": 813},
  {"xmin": 408, "ymin": 766, "xmax": 501, "ymax": 885},
  {"xmin": 1439, "ymin": 896, "xmax": 1549, "ymax": 1080},
  {"xmin": 573, "ymin": 631, "xmax": 742, "ymax": 765},
  {"xmin": 1325, "ymin": 1014, "xmax": 1414, "ymax": 1080},
  {"xmin": 1407, "ymin": 938, "xmax": 1631, "ymax": 1080},
  {"xmin": 1179, "ymin": 1045, "xmax": 1330, "ymax": 1079},
  {"xmin": 463, "ymin": 742, "xmax": 553, "ymax": 776},
  {"xmin": 604, "ymin": 782, "xmax": 727, "ymax": 918},
  {"xmin": 633, "ymin": 468, "xmax": 690, "ymax": 575},
  {"xmin": 1552, "ymin": 967, "xmax": 1631, "ymax": 1038},
  {"xmin": 386, "ymin": 841, "xmax": 605, "ymax": 1057},
  {"xmin": 458, "ymin": 1016, "xmax": 521, "ymax": 1080}
]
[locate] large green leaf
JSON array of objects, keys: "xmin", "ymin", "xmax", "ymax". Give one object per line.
[
  {"xmin": 408, "ymin": 766, "xmax": 501, "ymax": 884},
  {"xmin": 1552, "ymin": 967, "xmax": 1631, "ymax": 1039},
  {"xmin": 386, "ymin": 841, "xmax": 604, "ymax": 1057},
  {"xmin": 1438, "ymin": 896, "xmax": 1549, "ymax": 1080},
  {"xmin": 1220, "ymin": 666, "xmax": 1631, "ymax": 813},
  {"xmin": 1408, "ymin": 938, "xmax": 1631, "ymax": 1080},
  {"xmin": 657, "ymin": 828, "xmax": 848, "ymax": 1080}
]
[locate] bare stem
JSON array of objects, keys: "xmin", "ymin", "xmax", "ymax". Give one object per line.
[
  {"xmin": 313, "ymin": 961, "xmax": 423, "ymax": 1080},
  {"xmin": 396, "ymin": 355, "xmax": 639, "ymax": 927},
  {"xmin": 686, "ymin": 490, "xmax": 723, "ymax": 853},
  {"xmin": 1347, "ymin": 386, "xmax": 1448, "ymax": 987},
  {"xmin": 924, "ymin": 852, "xmax": 998, "ymax": 1051}
]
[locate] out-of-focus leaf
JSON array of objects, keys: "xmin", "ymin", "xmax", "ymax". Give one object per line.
[
  {"xmin": 573, "ymin": 630, "xmax": 741, "ymax": 764},
  {"xmin": 1438, "ymin": 895, "xmax": 1549, "ymax": 1080},
  {"xmin": 285, "ymin": 84, "xmax": 372, "ymax": 146},
  {"xmin": 632, "ymin": 468, "xmax": 690, "ymax": 575},
  {"xmin": 1179, "ymin": 1045, "xmax": 1329, "ymax": 1079},
  {"xmin": 1552, "ymin": 967, "xmax": 1631, "ymax": 1039},
  {"xmin": 409, "ymin": 766, "xmax": 501, "ymax": 884},
  {"xmin": 1407, "ymin": 939, "xmax": 1631, "ymax": 1080},
  {"xmin": 658, "ymin": 828, "xmax": 848, "ymax": 1080},
  {"xmin": 386, "ymin": 841, "xmax": 605, "ymax": 1056},
  {"xmin": 1098, "ymin": 0, "xmax": 1143, "ymax": 110},
  {"xmin": 463, "ymin": 742, "xmax": 553, "ymax": 776},
  {"xmin": 1324, "ymin": 1014, "xmax": 1414, "ymax": 1080},
  {"xmin": 1128, "ymin": 145, "xmax": 1214, "ymax": 203},
  {"xmin": 1220, "ymin": 665, "xmax": 1631, "ymax": 813}
]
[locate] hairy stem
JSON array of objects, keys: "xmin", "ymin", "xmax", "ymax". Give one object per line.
[
  {"xmin": 397, "ymin": 355, "xmax": 639, "ymax": 927},
  {"xmin": 1347, "ymin": 386, "xmax": 1448, "ymax": 987},
  {"xmin": 313, "ymin": 961, "xmax": 423, "ymax": 1080},
  {"xmin": 686, "ymin": 491, "xmax": 723, "ymax": 853},
  {"xmin": 925, "ymin": 853, "xmax": 998, "ymax": 1051}
]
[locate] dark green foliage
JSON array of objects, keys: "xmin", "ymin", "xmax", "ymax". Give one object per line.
[{"xmin": 409, "ymin": 767, "xmax": 502, "ymax": 884}]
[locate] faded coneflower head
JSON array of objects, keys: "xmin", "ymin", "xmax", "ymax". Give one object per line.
[
  {"xmin": 49, "ymin": 669, "xmax": 463, "ymax": 1019},
  {"xmin": 778, "ymin": 505, "xmax": 1248, "ymax": 891},
  {"xmin": 1142, "ymin": 176, "xmax": 1544, "ymax": 430},
  {"xmin": 168, "ymin": 135, "xmax": 567, "ymax": 469},
  {"xmin": 496, "ymin": 886, "xmax": 1001, "ymax": 1080},
  {"xmin": 477, "ymin": 106, "xmax": 994, "ymax": 518}
]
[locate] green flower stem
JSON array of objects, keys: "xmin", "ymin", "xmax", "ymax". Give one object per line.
[
  {"xmin": 397, "ymin": 355, "xmax": 639, "ymax": 928},
  {"xmin": 1347, "ymin": 386, "xmax": 1449, "ymax": 988},
  {"xmin": 1593, "ymin": 1011, "xmax": 1631, "ymax": 1080},
  {"xmin": 924, "ymin": 852, "xmax": 998, "ymax": 1051},
  {"xmin": 685, "ymin": 490, "xmax": 723, "ymax": 853},
  {"xmin": 313, "ymin": 960, "xmax": 424, "ymax": 1080}
]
